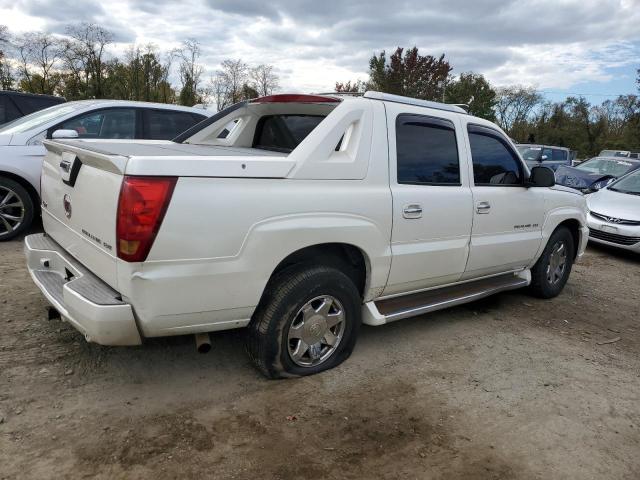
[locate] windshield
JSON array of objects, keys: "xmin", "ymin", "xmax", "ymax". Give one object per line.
[
  {"xmin": 576, "ymin": 157, "xmax": 639, "ymax": 177},
  {"xmin": 609, "ymin": 169, "xmax": 640, "ymax": 195},
  {"xmin": 599, "ymin": 150, "xmax": 629, "ymax": 158},
  {"xmin": 517, "ymin": 146, "xmax": 542, "ymax": 162},
  {"xmin": 0, "ymin": 103, "xmax": 83, "ymax": 135}
]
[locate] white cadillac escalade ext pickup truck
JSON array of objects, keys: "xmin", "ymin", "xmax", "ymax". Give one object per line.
[{"xmin": 25, "ymin": 92, "xmax": 588, "ymax": 378}]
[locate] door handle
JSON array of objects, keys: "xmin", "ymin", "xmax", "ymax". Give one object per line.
[
  {"xmin": 476, "ymin": 201, "xmax": 491, "ymax": 214},
  {"xmin": 403, "ymin": 204, "xmax": 423, "ymax": 219}
]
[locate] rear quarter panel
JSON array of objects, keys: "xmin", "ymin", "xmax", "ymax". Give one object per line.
[{"xmin": 121, "ymin": 177, "xmax": 393, "ymax": 337}]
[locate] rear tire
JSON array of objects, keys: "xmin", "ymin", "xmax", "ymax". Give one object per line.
[
  {"xmin": 529, "ymin": 226, "xmax": 575, "ymax": 299},
  {"xmin": 0, "ymin": 177, "xmax": 34, "ymax": 242},
  {"xmin": 246, "ymin": 264, "xmax": 361, "ymax": 379}
]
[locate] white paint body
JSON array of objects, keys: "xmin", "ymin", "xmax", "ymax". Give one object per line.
[
  {"xmin": 26, "ymin": 94, "xmax": 589, "ymax": 345},
  {"xmin": 586, "ymin": 187, "xmax": 640, "ymax": 253}
]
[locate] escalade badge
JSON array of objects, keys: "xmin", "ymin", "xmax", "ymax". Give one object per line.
[{"xmin": 63, "ymin": 194, "xmax": 72, "ymax": 219}]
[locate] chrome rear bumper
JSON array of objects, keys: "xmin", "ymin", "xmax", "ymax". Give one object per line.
[{"xmin": 24, "ymin": 234, "xmax": 142, "ymax": 346}]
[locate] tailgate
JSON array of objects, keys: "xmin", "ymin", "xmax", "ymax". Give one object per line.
[{"xmin": 40, "ymin": 140, "xmax": 127, "ymax": 290}]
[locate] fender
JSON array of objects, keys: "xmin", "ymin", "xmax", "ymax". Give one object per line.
[{"xmin": 530, "ymin": 204, "xmax": 588, "ymax": 266}]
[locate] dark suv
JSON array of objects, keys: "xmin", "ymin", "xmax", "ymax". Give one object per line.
[{"xmin": 0, "ymin": 91, "xmax": 66, "ymax": 125}]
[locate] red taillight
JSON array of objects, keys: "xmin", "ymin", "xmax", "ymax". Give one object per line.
[{"xmin": 116, "ymin": 176, "xmax": 177, "ymax": 262}]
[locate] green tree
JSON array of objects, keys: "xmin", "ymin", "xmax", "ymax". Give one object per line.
[
  {"xmin": 444, "ymin": 72, "xmax": 496, "ymax": 120},
  {"xmin": 368, "ymin": 47, "xmax": 452, "ymax": 101}
]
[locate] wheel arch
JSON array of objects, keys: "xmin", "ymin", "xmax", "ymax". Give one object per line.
[
  {"xmin": 268, "ymin": 242, "xmax": 371, "ymax": 299},
  {"xmin": 556, "ymin": 218, "xmax": 581, "ymax": 259},
  {"xmin": 0, "ymin": 170, "xmax": 40, "ymax": 214}
]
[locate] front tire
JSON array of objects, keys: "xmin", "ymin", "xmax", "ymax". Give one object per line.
[
  {"xmin": 246, "ymin": 264, "xmax": 362, "ymax": 379},
  {"xmin": 529, "ymin": 226, "xmax": 575, "ymax": 298},
  {"xmin": 0, "ymin": 177, "xmax": 34, "ymax": 242}
]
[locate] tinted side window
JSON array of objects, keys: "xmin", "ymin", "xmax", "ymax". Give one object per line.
[
  {"xmin": 144, "ymin": 109, "xmax": 204, "ymax": 140},
  {"xmin": 542, "ymin": 148, "xmax": 553, "ymax": 161},
  {"xmin": 552, "ymin": 149, "xmax": 567, "ymax": 161},
  {"xmin": 16, "ymin": 96, "xmax": 62, "ymax": 114},
  {"xmin": 396, "ymin": 114, "xmax": 460, "ymax": 184},
  {"xmin": 58, "ymin": 109, "xmax": 136, "ymax": 139},
  {"xmin": 468, "ymin": 127, "xmax": 523, "ymax": 186},
  {"xmin": 253, "ymin": 115, "xmax": 325, "ymax": 153},
  {"xmin": 0, "ymin": 97, "xmax": 22, "ymax": 124}
]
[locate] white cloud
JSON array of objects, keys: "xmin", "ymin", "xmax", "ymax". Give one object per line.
[{"xmin": 1, "ymin": 0, "xmax": 639, "ymax": 92}]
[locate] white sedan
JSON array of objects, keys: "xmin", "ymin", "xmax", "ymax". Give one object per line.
[
  {"xmin": 0, "ymin": 100, "xmax": 209, "ymax": 240},
  {"xmin": 587, "ymin": 169, "xmax": 640, "ymax": 253}
]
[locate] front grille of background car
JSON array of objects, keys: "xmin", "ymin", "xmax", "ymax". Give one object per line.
[
  {"xmin": 589, "ymin": 228, "xmax": 640, "ymax": 246},
  {"xmin": 590, "ymin": 211, "xmax": 640, "ymax": 226}
]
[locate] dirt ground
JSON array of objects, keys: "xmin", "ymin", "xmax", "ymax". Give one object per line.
[{"xmin": 1, "ymin": 226, "xmax": 639, "ymax": 480}]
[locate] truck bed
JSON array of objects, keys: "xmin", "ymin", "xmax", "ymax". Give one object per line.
[{"xmin": 46, "ymin": 139, "xmax": 294, "ymax": 178}]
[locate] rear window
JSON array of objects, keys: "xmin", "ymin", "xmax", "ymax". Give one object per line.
[
  {"xmin": 253, "ymin": 115, "xmax": 325, "ymax": 153},
  {"xmin": 144, "ymin": 109, "xmax": 205, "ymax": 140},
  {"xmin": 552, "ymin": 149, "xmax": 567, "ymax": 161},
  {"xmin": 14, "ymin": 95, "xmax": 63, "ymax": 114}
]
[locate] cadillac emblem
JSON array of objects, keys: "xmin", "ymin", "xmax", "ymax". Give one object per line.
[{"xmin": 63, "ymin": 194, "xmax": 72, "ymax": 219}]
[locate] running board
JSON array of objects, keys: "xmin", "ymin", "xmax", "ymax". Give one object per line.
[{"xmin": 364, "ymin": 272, "xmax": 530, "ymax": 325}]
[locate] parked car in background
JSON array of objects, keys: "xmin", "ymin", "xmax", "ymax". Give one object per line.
[
  {"xmin": 0, "ymin": 91, "xmax": 65, "ymax": 125},
  {"xmin": 24, "ymin": 91, "xmax": 588, "ymax": 378},
  {"xmin": 516, "ymin": 144, "xmax": 572, "ymax": 171},
  {"xmin": 587, "ymin": 169, "xmax": 640, "ymax": 252},
  {"xmin": 597, "ymin": 149, "xmax": 639, "ymax": 159},
  {"xmin": 555, "ymin": 156, "xmax": 640, "ymax": 193},
  {"xmin": 0, "ymin": 100, "xmax": 210, "ymax": 240}
]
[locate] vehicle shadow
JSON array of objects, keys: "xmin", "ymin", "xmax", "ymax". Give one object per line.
[{"xmin": 587, "ymin": 242, "xmax": 640, "ymax": 264}]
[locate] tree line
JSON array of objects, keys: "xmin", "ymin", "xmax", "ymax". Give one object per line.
[
  {"xmin": 0, "ymin": 23, "xmax": 279, "ymax": 110},
  {"xmin": 337, "ymin": 47, "xmax": 640, "ymax": 157},
  {"xmin": 1, "ymin": 25, "xmax": 638, "ymax": 157}
]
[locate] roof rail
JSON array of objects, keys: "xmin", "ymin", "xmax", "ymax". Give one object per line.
[{"xmin": 363, "ymin": 91, "xmax": 467, "ymax": 114}]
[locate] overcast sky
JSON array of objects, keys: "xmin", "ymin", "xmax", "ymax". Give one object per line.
[{"xmin": 1, "ymin": 0, "xmax": 639, "ymax": 100}]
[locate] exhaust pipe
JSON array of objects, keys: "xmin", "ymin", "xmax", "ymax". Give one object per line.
[{"xmin": 195, "ymin": 333, "xmax": 211, "ymax": 353}]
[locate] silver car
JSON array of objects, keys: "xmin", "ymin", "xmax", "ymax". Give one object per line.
[
  {"xmin": 0, "ymin": 100, "xmax": 210, "ymax": 240},
  {"xmin": 587, "ymin": 169, "xmax": 640, "ymax": 252}
]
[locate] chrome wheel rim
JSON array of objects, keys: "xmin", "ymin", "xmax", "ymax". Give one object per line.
[
  {"xmin": 546, "ymin": 240, "xmax": 567, "ymax": 285},
  {"xmin": 0, "ymin": 186, "xmax": 25, "ymax": 238},
  {"xmin": 287, "ymin": 295, "xmax": 346, "ymax": 367}
]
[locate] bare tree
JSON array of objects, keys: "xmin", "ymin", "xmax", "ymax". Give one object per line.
[
  {"xmin": 494, "ymin": 85, "xmax": 543, "ymax": 134},
  {"xmin": 0, "ymin": 25, "xmax": 14, "ymax": 89},
  {"xmin": 15, "ymin": 32, "xmax": 62, "ymax": 94},
  {"xmin": 0, "ymin": 25, "xmax": 8, "ymax": 46},
  {"xmin": 249, "ymin": 64, "xmax": 279, "ymax": 96},
  {"xmin": 209, "ymin": 59, "xmax": 249, "ymax": 110},
  {"xmin": 65, "ymin": 23, "xmax": 114, "ymax": 98},
  {"xmin": 177, "ymin": 39, "xmax": 204, "ymax": 106}
]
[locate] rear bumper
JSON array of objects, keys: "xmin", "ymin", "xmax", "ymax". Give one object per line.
[{"xmin": 24, "ymin": 234, "xmax": 142, "ymax": 346}]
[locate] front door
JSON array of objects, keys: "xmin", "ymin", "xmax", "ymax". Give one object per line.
[
  {"xmin": 463, "ymin": 122, "xmax": 545, "ymax": 279},
  {"xmin": 384, "ymin": 105, "xmax": 473, "ymax": 296}
]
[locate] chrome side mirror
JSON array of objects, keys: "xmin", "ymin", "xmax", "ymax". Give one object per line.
[{"xmin": 51, "ymin": 129, "xmax": 79, "ymax": 139}]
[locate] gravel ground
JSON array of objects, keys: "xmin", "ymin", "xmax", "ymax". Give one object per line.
[{"xmin": 1, "ymin": 226, "xmax": 639, "ymax": 480}]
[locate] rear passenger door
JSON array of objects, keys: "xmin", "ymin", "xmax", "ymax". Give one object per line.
[
  {"xmin": 384, "ymin": 104, "xmax": 473, "ymax": 296},
  {"xmin": 142, "ymin": 109, "xmax": 206, "ymax": 140},
  {"xmin": 463, "ymin": 122, "xmax": 545, "ymax": 279}
]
